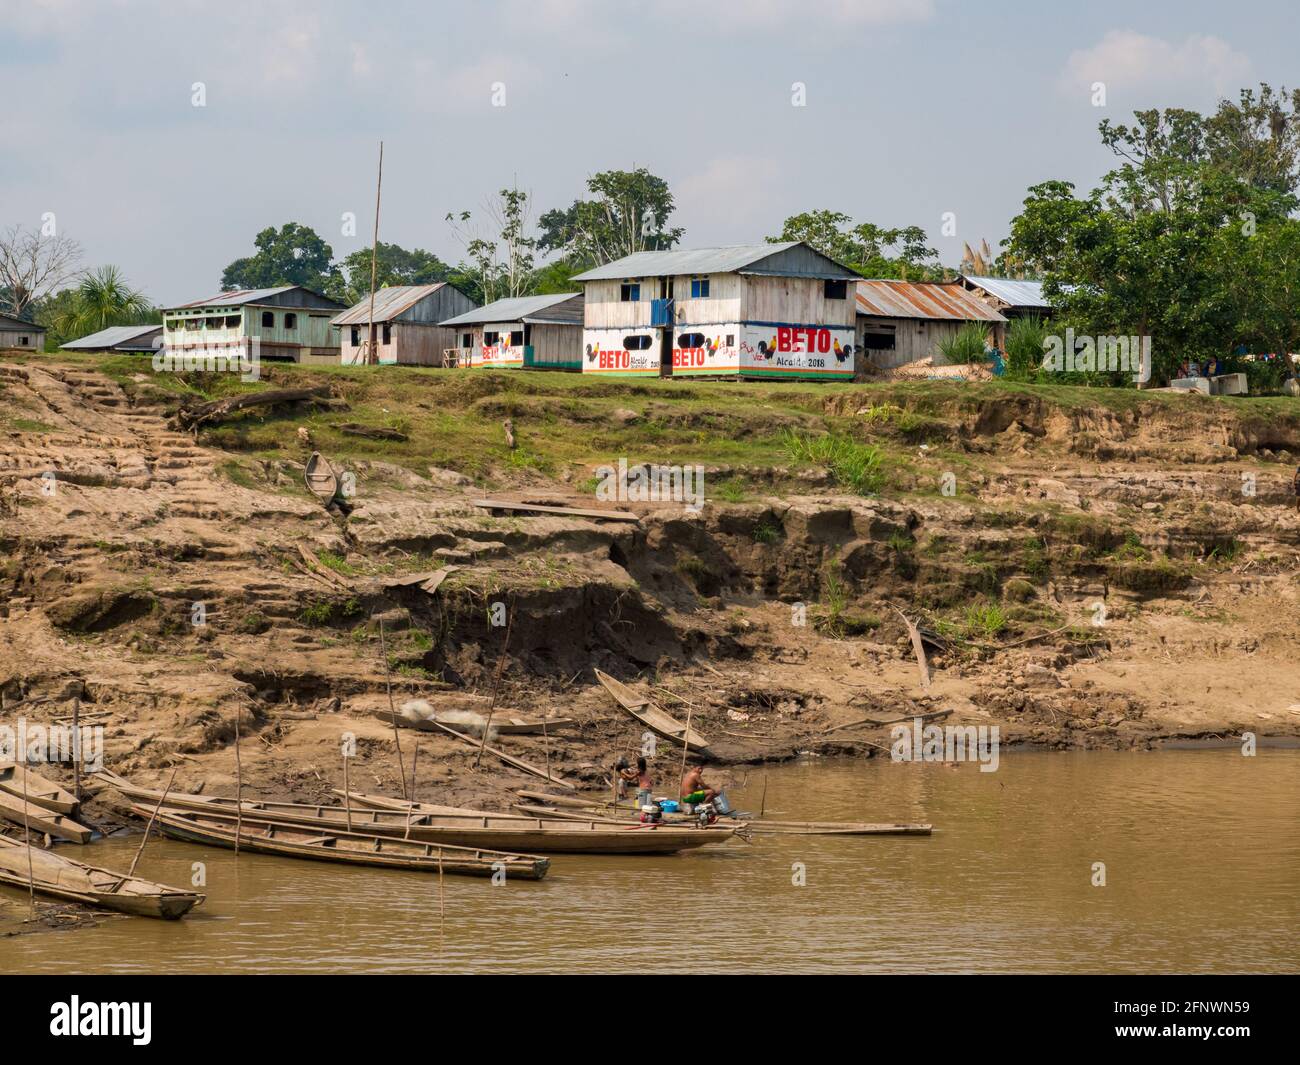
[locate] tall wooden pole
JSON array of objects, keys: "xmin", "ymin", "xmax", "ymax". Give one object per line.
[
  {"xmin": 12, "ymin": 692, "xmax": 36, "ymax": 921},
  {"xmin": 404, "ymin": 741, "xmax": 418, "ymax": 840},
  {"xmin": 343, "ymin": 752, "xmax": 353, "ymax": 832},
  {"xmin": 378, "ymin": 617, "xmax": 408, "ymax": 799},
  {"xmin": 233, "ymin": 709, "xmax": 242, "ymax": 856},
  {"xmin": 678, "ymin": 703, "xmax": 695, "ymax": 805},
  {"xmin": 366, "ymin": 141, "xmax": 384, "ymax": 365},
  {"xmin": 475, "ymin": 601, "xmax": 514, "ymax": 769},
  {"xmin": 126, "ymin": 765, "xmax": 178, "ymax": 880},
  {"xmin": 71, "ymin": 696, "xmax": 81, "ymax": 803}
]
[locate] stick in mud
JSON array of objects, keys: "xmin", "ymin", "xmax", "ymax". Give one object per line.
[
  {"xmin": 126, "ymin": 765, "xmax": 178, "ymax": 881},
  {"xmin": 378, "ymin": 617, "xmax": 408, "ymax": 800},
  {"xmin": 343, "ymin": 752, "xmax": 353, "ymax": 832},
  {"xmin": 405, "ymin": 742, "xmax": 418, "ymax": 840},
  {"xmin": 476, "ymin": 600, "xmax": 515, "ymax": 770},
  {"xmin": 233, "ymin": 709, "xmax": 242, "ymax": 856},
  {"xmin": 71, "ymin": 697, "xmax": 81, "ymax": 803},
  {"xmin": 678, "ymin": 701, "xmax": 695, "ymax": 804},
  {"xmin": 9, "ymin": 691, "xmax": 36, "ymax": 922}
]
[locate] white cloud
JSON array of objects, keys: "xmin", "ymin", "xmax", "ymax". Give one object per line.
[{"xmin": 1061, "ymin": 30, "xmax": 1252, "ymax": 102}]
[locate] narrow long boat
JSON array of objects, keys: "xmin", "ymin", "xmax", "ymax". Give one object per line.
[
  {"xmin": 0, "ymin": 762, "xmax": 79, "ymax": 815},
  {"xmin": 0, "ymin": 790, "xmax": 93, "ymax": 843},
  {"xmin": 304, "ymin": 451, "xmax": 339, "ymax": 500},
  {"xmin": 134, "ymin": 805, "xmax": 550, "ymax": 879},
  {"xmin": 99, "ymin": 772, "xmax": 732, "ymax": 855},
  {"xmin": 368, "ymin": 707, "xmax": 578, "ymax": 736},
  {"xmin": 336, "ymin": 791, "xmax": 736, "ymax": 854},
  {"xmin": 594, "ymin": 669, "xmax": 711, "ymax": 755},
  {"xmin": 0, "ymin": 836, "xmax": 203, "ymax": 918},
  {"xmin": 513, "ymin": 803, "xmax": 933, "ymax": 836}
]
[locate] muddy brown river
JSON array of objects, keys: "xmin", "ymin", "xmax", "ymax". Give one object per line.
[{"xmin": 3, "ymin": 749, "xmax": 1297, "ymax": 973}]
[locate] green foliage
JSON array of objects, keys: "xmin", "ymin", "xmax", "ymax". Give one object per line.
[
  {"xmin": 936, "ymin": 321, "xmax": 992, "ymax": 365},
  {"xmin": 46, "ymin": 265, "xmax": 155, "ymax": 345},
  {"xmin": 538, "ymin": 168, "xmax": 683, "ymax": 265},
  {"xmin": 330, "ymin": 242, "xmax": 453, "ymax": 305},
  {"xmin": 963, "ymin": 601, "xmax": 1007, "ymax": 640},
  {"xmin": 781, "ymin": 430, "xmax": 884, "ymax": 494},
  {"xmin": 1004, "ymin": 315, "xmax": 1051, "ymax": 379},
  {"xmin": 752, "ymin": 521, "xmax": 782, "ymax": 544},
  {"xmin": 767, "ymin": 209, "xmax": 943, "ymax": 279},
  {"xmin": 221, "ymin": 223, "xmax": 338, "ymax": 293}
]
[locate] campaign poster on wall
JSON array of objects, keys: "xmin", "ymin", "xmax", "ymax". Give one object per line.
[
  {"xmin": 581, "ymin": 328, "xmax": 662, "ymax": 374},
  {"xmin": 738, "ymin": 323, "xmax": 857, "ymax": 379}
]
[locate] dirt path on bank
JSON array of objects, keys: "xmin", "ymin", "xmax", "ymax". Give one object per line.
[{"xmin": 1, "ymin": 358, "xmax": 1298, "ymax": 827}]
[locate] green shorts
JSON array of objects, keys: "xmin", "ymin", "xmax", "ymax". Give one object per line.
[{"xmin": 682, "ymin": 791, "xmax": 707, "ymax": 805}]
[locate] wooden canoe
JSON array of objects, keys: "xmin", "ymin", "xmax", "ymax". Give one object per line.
[
  {"xmin": 514, "ymin": 803, "xmax": 932, "ymax": 836},
  {"xmin": 595, "ymin": 669, "xmax": 711, "ymax": 754},
  {"xmin": 304, "ymin": 451, "xmax": 339, "ymax": 500},
  {"xmin": 0, "ymin": 789, "xmax": 93, "ymax": 844},
  {"xmin": 0, "ymin": 836, "xmax": 203, "ymax": 919},
  {"xmin": 134, "ymin": 805, "xmax": 550, "ymax": 880},
  {"xmin": 338, "ymin": 791, "xmax": 736, "ymax": 854},
  {"xmin": 0, "ymin": 762, "xmax": 79, "ymax": 815},
  {"xmin": 367, "ymin": 706, "xmax": 577, "ymax": 737}
]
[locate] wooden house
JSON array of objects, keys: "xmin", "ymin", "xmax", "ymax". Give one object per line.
[
  {"xmin": 957, "ymin": 275, "xmax": 1053, "ymax": 319},
  {"xmin": 333, "ymin": 284, "xmax": 476, "ymax": 367},
  {"xmin": 570, "ymin": 242, "xmax": 862, "ymax": 380},
  {"xmin": 161, "ymin": 286, "xmax": 346, "ymax": 364},
  {"xmin": 441, "ymin": 293, "xmax": 584, "ymax": 370},
  {"xmin": 856, "ymin": 280, "xmax": 1007, "ymax": 369},
  {"xmin": 61, "ymin": 323, "xmax": 163, "ymax": 353},
  {"xmin": 0, "ymin": 312, "xmax": 46, "ymax": 352}
]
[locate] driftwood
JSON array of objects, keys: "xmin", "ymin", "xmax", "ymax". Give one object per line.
[
  {"xmin": 892, "ymin": 607, "xmax": 931, "ymax": 690},
  {"xmin": 339, "ymin": 423, "xmax": 408, "ymax": 442},
  {"xmin": 172, "ymin": 387, "xmax": 332, "ymax": 431},
  {"xmin": 821, "ymin": 707, "xmax": 952, "ymax": 736}
]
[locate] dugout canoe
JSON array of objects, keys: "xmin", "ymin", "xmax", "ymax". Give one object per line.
[
  {"xmin": 0, "ymin": 762, "xmax": 79, "ymax": 815},
  {"xmin": 338, "ymin": 791, "xmax": 737, "ymax": 854},
  {"xmin": 0, "ymin": 789, "xmax": 93, "ymax": 844},
  {"xmin": 304, "ymin": 451, "xmax": 339, "ymax": 500},
  {"xmin": 132, "ymin": 805, "xmax": 550, "ymax": 879},
  {"xmin": 514, "ymin": 803, "xmax": 932, "ymax": 836},
  {"xmin": 0, "ymin": 836, "xmax": 203, "ymax": 918},
  {"xmin": 594, "ymin": 669, "xmax": 711, "ymax": 755}
]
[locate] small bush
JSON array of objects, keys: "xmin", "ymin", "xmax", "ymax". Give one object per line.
[
  {"xmin": 781, "ymin": 429, "xmax": 884, "ymax": 495},
  {"xmin": 936, "ymin": 322, "xmax": 991, "ymax": 365}
]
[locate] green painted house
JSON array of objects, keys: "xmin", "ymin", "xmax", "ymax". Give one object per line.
[{"xmin": 162, "ymin": 286, "xmax": 346, "ymax": 364}]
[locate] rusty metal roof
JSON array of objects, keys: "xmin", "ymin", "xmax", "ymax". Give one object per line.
[
  {"xmin": 856, "ymin": 280, "xmax": 1007, "ymax": 322},
  {"xmin": 331, "ymin": 284, "xmax": 451, "ymax": 326}
]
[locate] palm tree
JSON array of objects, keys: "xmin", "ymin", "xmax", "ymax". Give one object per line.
[{"xmin": 57, "ymin": 265, "xmax": 154, "ymax": 339}]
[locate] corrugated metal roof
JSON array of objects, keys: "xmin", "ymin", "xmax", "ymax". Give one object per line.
[
  {"xmin": 856, "ymin": 280, "xmax": 1007, "ymax": 322},
  {"xmin": 172, "ymin": 286, "xmax": 298, "ymax": 309},
  {"xmin": 61, "ymin": 324, "xmax": 162, "ymax": 350},
  {"xmin": 0, "ymin": 312, "xmax": 43, "ymax": 330},
  {"xmin": 570, "ymin": 242, "xmax": 859, "ymax": 281},
  {"xmin": 440, "ymin": 293, "xmax": 582, "ymax": 327},
  {"xmin": 960, "ymin": 275, "xmax": 1051, "ymax": 309},
  {"xmin": 331, "ymin": 284, "xmax": 450, "ymax": 326}
]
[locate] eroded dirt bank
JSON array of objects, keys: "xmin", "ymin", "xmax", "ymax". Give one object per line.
[{"xmin": 1, "ymin": 357, "xmax": 1298, "ymax": 826}]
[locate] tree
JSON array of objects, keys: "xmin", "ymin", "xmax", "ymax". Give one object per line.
[
  {"xmin": 447, "ymin": 185, "xmax": 538, "ymax": 304},
  {"xmin": 767, "ymin": 210, "xmax": 941, "ymax": 279},
  {"xmin": 220, "ymin": 223, "xmax": 339, "ymax": 293},
  {"xmin": 331, "ymin": 242, "xmax": 453, "ymax": 305},
  {"xmin": 52, "ymin": 265, "xmax": 155, "ymax": 340},
  {"xmin": 538, "ymin": 168, "xmax": 683, "ymax": 265},
  {"xmin": 0, "ymin": 225, "xmax": 83, "ymax": 319}
]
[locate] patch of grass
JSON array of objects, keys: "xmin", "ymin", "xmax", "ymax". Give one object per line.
[
  {"xmin": 962, "ymin": 601, "xmax": 1007, "ymax": 640},
  {"xmin": 752, "ymin": 521, "xmax": 782, "ymax": 544},
  {"xmin": 217, "ymin": 460, "xmax": 259, "ymax": 490},
  {"xmin": 781, "ymin": 429, "xmax": 884, "ymax": 495},
  {"xmin": 317, "ymin": 550, "xmax": 358, "ymax": 577},
  {"xmin": 936, "ymin": 322, "xmax": 992, "ymax": 365},
  {"xmin": 887, "ymin": 531, "xmax": 915, "ymax": 552},
  {"xmin": 298, "ymin": 597, "xmax": 363, "ymax": 626},
  {"xmin": 711, "ymin": 477, "xmax": 748, "ymax": 503}
]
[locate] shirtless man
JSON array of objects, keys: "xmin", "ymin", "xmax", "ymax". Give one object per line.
[{"xmin": 680, "ymin": 765, "xmax": 718, "ymax": 806}]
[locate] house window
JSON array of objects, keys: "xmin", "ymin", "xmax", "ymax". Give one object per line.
[
  {"xmin": 862, "ymin": 328, "xmax": 896, "ymax": 351},
  {"xmin": 620, "ymin": 282, "xmax": 640, "ymax": 302},
  {"xmin": 284, "ymin": 313, "xmax": 297, "ymax": 330},
  {"xmin": 509, "ymin": 330, "xmax": 523, "ymax": 346},
  {"xmin": 185, "ymin": 318, "xmax": 200, "ymax": 331},
  {"xmin": 461, "ymin": 333, "xmax": 472, "ymax": 348},
  {"xmin": 206, "ymin": 317, "xmax": 223, "ymax": 329},
  {"xmin": 350, "ymin": 327, "xmax": 360, "ymax": 346},
  {"xmin": 690, "ymin": 277, "xmax": 709, "ymax": 299},
  {"xmin": 225, "ymin": 315, "xmax": 240, "ymax": 328},
  {"xmin": 677, "ymin": 332, "xmax": 705, "ymax": 349},
  {"xmin": 382, "ymin": 323, "xmax": 391, "ymax": 344},
  {"xmin": 261, "ymin": 311, "xmax": 275, "ymax": 328},
  {"xmin": 484, "ymin": 331, "xmax": 499, "ymax": 345},
  {"xmin": 824, "ymin": 279, "xmax": 848, "ymax": 299},
  {"xmin": 623, "ymin": 334, "xmax": 652, "ymax": 351},
  {"xmin": 20, "ymin": 336, "xmax": 29, "ymax": 346},
  {"xmin": 725, "ymin": 334, "xmax": 735, "ymax": 347}
]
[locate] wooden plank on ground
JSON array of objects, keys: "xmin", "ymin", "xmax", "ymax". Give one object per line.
[{"xmin": 473, "ymin": 499, "xmax": 639, "ymax": 523}]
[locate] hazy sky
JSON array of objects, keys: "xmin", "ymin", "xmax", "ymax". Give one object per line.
[{"xmin": 1, "ymin": 0, "xmax": 1291, "ymax": 305}]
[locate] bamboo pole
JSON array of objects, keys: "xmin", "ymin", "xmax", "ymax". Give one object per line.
[
  {"xmin": 760, "ymin": 773, "xmax": 768, "ymax": 818},
  {"xmin": 233, "ymin": 709, "xmax": 242, "ymax": 856},
  {"xmin": 678, "ymin": 702, "xmax": 695, "ymax": 803},
  {"xmin": 437, "ymin": 847, "xmax": 445, "ymax": 955},
  {"xmin": 404, "ymin": 742, "xmax": 418, "ymax": 840},
  {"xmin": 366, "ymin": 141, "xmax": 383, "ymax": 365},
  {"xmin": 126, "ymin": 765, "xmax": 178, "ymax": 880},
  {"xmin": 71, "ymin": 697, "xmax": 81, "ymax": 803},
  {"xmin": 343, "ymin": 753, "xmax": 353, "ymax": 832},
  {"xmin": 475, "ymin": 601, "xmax": 514, "ymax": 769},
  {"xmin": 15, "ymin": 706, "xmax": 36, "ymax": 921},
  {"xmin": 378, "ymin": 618, "xmax": 408, "ymax": 799},
  {"xmin": 540, "ymin": 718, "xmax": 551, "ymax": 783}
]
